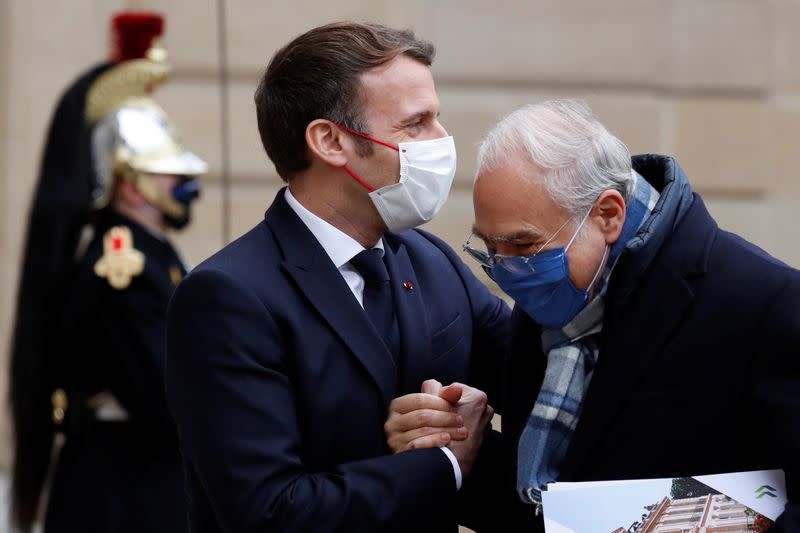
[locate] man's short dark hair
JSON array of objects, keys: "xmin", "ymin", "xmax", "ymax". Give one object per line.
[{"xmin": 254, "ymin": 21, "xmax": 435, "ymax": 181}]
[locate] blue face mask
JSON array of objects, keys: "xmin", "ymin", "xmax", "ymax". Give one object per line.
[
  {"xmin": 164, "ymin": 178, "xmax": 201, "ymax": 230},
  {"xmin": 465, "ymin": 210, "xmax": 607, "ymax": 330}
]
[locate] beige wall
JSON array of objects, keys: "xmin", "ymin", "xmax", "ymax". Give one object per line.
[{"xmin": 1, "ymin": 0, "xmax": 799, "ymax": 471}]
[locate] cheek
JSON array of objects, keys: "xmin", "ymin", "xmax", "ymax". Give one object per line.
[
  {"xmin": 353, "ymin": 149, "xmax": 400, "ymax": 188},
  {"xmin": 567, "ymin": 232, "xmax": 606, "ymax": 290},
  {"xmin": 375, "ymin": 150, "xmax": 401, "ymax": 187},
  {"xmin": 154, "ymin": 177, "xmax": 178, "ymax": 196}
]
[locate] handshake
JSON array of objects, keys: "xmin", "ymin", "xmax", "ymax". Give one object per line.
[{"xmin": 384, "ymin": 380, "xmax": 495, "ymax": 478}]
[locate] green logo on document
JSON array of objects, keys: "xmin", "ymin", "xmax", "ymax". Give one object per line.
[{"xmin": 755, "ymin": 485, "xmax": 777, "ymax": 499}]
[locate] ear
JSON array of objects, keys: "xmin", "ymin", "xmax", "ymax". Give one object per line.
[
  {"xmin": 305, "ymin": 119, "xmax": 349, "ymax": 167},
  {"xmin": 592, "ymin": 189, "xmax": 626, "ymax": 245}
]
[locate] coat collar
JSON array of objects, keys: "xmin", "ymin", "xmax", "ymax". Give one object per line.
[{"xmin": 559, "ymin": 191, "xmax": 717, "ymax": 479}]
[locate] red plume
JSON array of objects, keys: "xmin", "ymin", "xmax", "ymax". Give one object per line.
[{"xmin": 110, "ymin": 11, "xmax": 165, "ymax": 62}]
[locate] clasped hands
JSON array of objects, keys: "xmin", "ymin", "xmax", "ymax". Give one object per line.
[{"xmin": 384, "ymin": 379, "xmax": 494, "ymax": 477}]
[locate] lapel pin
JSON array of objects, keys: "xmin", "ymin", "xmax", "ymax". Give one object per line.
[{"xmin": 403, "ymin": 281, "xmax": 414, "ymax": 290}]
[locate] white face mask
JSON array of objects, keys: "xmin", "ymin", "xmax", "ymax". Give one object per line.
[
  {"xmin": 368, "ymin": 135, "xmax": 457, "ymax": 232},
  {"xmin": 339, "ymin": 125, "xmax": 457, "ymax": 233}
]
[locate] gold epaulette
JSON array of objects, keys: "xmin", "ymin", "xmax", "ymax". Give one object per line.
[{"xmin": 94, "ymin": 226, "xmax": 145, "ymax": 289}]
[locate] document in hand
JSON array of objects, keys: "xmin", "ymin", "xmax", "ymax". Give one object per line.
[{"xmin": 541, "ymin": 469, "xmax": 785, "ymax": 533}]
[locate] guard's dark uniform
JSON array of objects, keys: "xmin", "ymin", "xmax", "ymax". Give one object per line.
[
  {"xmin": 9, "ymin": 11, "xmax": 206, "ymax": 532},
  {"xmin": 45, "ymin": 211, "xmax": 188, "ymax": 532}
]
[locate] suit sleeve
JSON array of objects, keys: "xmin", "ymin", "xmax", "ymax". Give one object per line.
[
  {"xmin": 753, "ymin": 269, "xmax": 800, "ymax": 532},
  {"xmin": 165, "ymin": 268, "xmax": 457, "ymax": 533},
  {"xmin": 414, "ymin": 231, "xmax": 527, "ymax": 532},
  {"xmin": 416, "ymin": 230, "xmax": 511, "ymax": 412}
]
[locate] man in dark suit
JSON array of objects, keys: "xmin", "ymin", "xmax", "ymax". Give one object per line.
[
  {"xmin": 165, "ymin": 22, "xmax": 510, "ymax": 532},
  {"xmin": 460, "ymin": 99, "xmax": 798, "ymax": 530}
]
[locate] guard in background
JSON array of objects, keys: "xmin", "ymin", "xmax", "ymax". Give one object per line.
[{"xmin": 8, "ymin": 12, "xmax": 207, "ymax": 532}]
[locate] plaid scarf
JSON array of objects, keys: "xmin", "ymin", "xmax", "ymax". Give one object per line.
[{"xmin": 517, "ymin": 172, "xmax": 660, "ymax": 507}]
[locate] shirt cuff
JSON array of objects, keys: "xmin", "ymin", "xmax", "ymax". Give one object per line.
[{"xmin": 439, "ymin": 447, "xmax": 462, "ymax": 491}]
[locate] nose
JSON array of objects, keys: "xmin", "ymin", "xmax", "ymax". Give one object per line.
[{"xmin": 431, "ymin": 118, "xmax": 448, "ymax": 138}]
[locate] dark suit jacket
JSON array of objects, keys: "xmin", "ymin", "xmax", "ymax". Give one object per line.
[
  {"xmin": 503, "ymin": 193, "xmax": 800, "ymax": 531},
  {"xmin": 165, "ymin": 190, "xmax": 510, "ymax": 532}
]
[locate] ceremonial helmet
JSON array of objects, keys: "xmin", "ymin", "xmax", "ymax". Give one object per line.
[{"xmin": 85, "ymin": 12, "xmax": 207, "ymax": 221}]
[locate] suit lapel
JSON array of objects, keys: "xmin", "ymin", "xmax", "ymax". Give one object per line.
[
  {"xmin": 383, "ymin": 237, "xmax": 432, "ymax": 395},
  {"xmin": 266, "ymin": 190, "xmax": 397, "ymax": 408}
]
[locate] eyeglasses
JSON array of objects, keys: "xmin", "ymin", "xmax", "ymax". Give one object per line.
[{"xmin": 462, "ymin": 216, "xmax": 575, "ymax": 276}]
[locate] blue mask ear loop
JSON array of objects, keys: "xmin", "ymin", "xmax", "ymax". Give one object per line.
[
  {"xmin": 587, "ymin": 245, "xmax": 610, "ymax": 294},
  {"xmin": 564, "ymin": 208, "xmax": 610, "ymax": 294}
]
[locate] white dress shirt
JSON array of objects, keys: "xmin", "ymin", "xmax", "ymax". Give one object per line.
[{"xmin": 284, "ymin": 188, "xmax": 462, "ymax": 490}]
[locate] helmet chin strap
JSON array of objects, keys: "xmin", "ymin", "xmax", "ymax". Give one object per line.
[{"xmin": 129, "ymin": 172, "xmax": 186, "ymax": 219}]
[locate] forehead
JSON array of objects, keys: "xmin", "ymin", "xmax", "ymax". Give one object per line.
[
  {"xmin": 358, "ymin": 55, "xmax": 440, "ymax": 124},
  {"xmin": 472, "ymin": 160, "xmax": 566, "ymax": 240}
]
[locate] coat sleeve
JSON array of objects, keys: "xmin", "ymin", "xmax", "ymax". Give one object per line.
[
  {"xmin": 165, "ymin": 268, "xmax": 457, "ymax": 532},
  {"xmin": 753, "ymin": 268, "xmax": 800, "ymax": 532}
]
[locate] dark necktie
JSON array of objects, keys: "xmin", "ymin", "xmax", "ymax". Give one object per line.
[{"xmin": 349, "ymin": 249, "xmax": 400, "ymax": 363}]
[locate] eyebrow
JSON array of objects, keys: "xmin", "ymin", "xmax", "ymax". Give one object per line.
[
  {"xmin": 471, "ymin": 225, "xmax": 545, "ymax": 245},
  {"xmin": 399, "ymin": 109, "xmax": 439, "ymax": 126}
]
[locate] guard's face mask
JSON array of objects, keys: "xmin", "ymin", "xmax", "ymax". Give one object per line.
[{"xmin": 164, "ymin": 177, "xmax": 201, "ymax": 230}]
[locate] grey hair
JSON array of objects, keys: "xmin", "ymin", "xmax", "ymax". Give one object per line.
[{"xmin": 476, "ymin": 99, "xmax": 634, "ymax": 216}]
